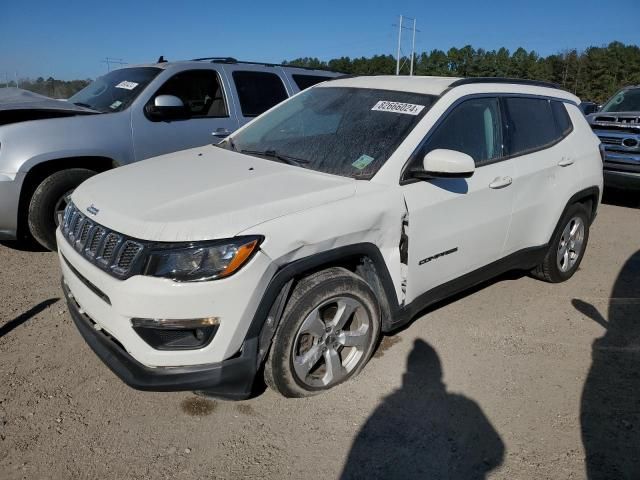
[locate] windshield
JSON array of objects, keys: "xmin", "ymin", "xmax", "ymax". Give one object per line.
[
  {"xmin": 68, "ymin": 67, "xmax": 161, "ymax": 113},
  {"xmin": 225, "ymin": 87, "xmax": 436, "ymax": 179},
  {"xmin": 601, "ymin": 88, "xmax": 640, "ymax": 113}
]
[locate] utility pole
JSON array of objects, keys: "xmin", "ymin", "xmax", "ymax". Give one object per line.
[
  {"xmin": 101, "ymin": 57, "xmax": 126, "ymax": 72},
  {"xmin": 410, "ymin": 18, "xmax": 417, "ymax": 76},
  {"xmin": 15, "ymin": 72, "xmax": 19, "ymax": 89},
  {"xmin": 394, "ymin": 15, "xmax": 420, "ymax": 76},
  {"xmin": 396, "ymin": 15, "xmax": 403, "ymax": 76}
]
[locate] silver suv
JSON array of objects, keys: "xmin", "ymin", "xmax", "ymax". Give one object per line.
[{"xmin": 0, "ymin": 57, "xmax": 338, "ymax": 250}]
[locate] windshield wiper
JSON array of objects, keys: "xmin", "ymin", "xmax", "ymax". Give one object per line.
[
  {"xmin": 72, "ymin": 101, "xmax": 102, "ymax": 112},
  {"xmin": 240, "ymin": 149, "xmax": 310, "ymax": 166}
]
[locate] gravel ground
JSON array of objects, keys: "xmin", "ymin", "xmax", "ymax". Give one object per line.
[{"xmin": 0, "ymin": 195, "xmax": 638, "ymax": 479}]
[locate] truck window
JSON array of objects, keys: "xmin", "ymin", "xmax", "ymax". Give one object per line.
[
  {"xmin": 232, "ymin": 71, "xmax": 288, "ymax": 117},
  {"xmin": 152, "ymin": 70, "xmax": 227, "ymax": 117},
  {"xmin": 292, "ymin": 74, "xmax": 331, "ymax": 91}
]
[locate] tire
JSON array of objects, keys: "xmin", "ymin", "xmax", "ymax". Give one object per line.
[
  {"xmin": 264, "ymin": 267, "xmax": 381, "ymax": 398},
  {"xmin": 27, "ymin": 168, "xmax": 96, "ymax": 251},
  {"xmin": 531, "ymin": 202, "xmax": 591, "ymax": 283}
]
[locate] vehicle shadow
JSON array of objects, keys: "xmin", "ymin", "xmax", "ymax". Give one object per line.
[
  {"xmin": 573, "ymin": 250, "xmax": 640, "ymax": 479},
  {"xmin": 0, "ymin": 298, "xmax": 59, "ymax": 338},
  {"xmin": 340, "ymin": 339, "xmax": 504, "ymax": 479},
  {"xmin": 602, "ymin": 188, "xmax": 640, "ymax": 209},
  {"xmin": 0, "ymin": 239, "xmax": 48, "ymax": 253}
]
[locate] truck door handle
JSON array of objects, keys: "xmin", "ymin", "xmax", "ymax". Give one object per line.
[
  {"xmin": 558, "ymin": 157, "xmax": 574, "ymax": 167},
  {"xmin": 212, "ymin": 128, "xmax": 231, "ymax": 137},
  {"xmin": 489, "ymin": 176, "xmax": 513, "ymax": 189}
]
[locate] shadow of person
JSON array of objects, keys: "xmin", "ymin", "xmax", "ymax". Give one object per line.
[
  {"xmin": 574, "ymin": 250, "xmax": 640, "ymax": 479},
  {"xmin": 340, "ymin": 339, "xmax": 504, "ymax": 480}
]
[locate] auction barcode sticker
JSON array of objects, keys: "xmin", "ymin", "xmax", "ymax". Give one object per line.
[
  {"xmin": 371, "ymin": 100, "xmax": 425, "ymax": 115},
  {"xmin": 115, "ymin": 81, "xmax": 139, "ymax": 90}
]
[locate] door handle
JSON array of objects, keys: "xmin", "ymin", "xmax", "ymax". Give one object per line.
[
  {"xmin": 558, "ymin": 157, "xmax": 574, "ymax": 167},
  {"xmin": 212, "ymin": 128, "xmax": 231, "ymax": 137},
  {"xmin": 489, "ymin": 176, "xmax": 513, "ymax": 189}
]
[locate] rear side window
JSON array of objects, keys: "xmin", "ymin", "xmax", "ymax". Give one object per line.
[
  {"xmin": 551, "ymin": 100, "xmax": 573, "ymax": 136},
  {"xmin": 292, "ymin": 74, "xmax": 331, "ymax": 91},
  {"xmin": 232, "ymin": 71, "xmax": 288, "ymax": 117},
  {"xmin": 503, "ymin": 97, "xmax": 557, "ymax": 156},
  {"xmin": 423, "ymin": 97, "xmax": 503, "ymax": 167}
]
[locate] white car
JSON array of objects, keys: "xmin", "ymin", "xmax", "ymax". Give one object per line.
[{"xmin": 58, "ymin": 75, "xmax": 603, "ymax": 398}]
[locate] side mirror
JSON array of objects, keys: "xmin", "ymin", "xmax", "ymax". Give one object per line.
[
  {"xmin": 411, "ymin": 149, "xmax": 475, "ymax": 180},
  {"xmin": 145, "ymin": 95, "xmax": 188, "ymax": 120}
]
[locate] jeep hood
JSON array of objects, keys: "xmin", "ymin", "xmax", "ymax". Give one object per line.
[
  {"xmin": 0, "ymin": 87, "xmax": 98, "ymax": 126},
  {"xmin": 72, "ymin": 146, "xmax": 357, "ymax": 242}
]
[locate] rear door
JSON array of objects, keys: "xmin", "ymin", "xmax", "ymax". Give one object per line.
[
  {"xmin": 221, "ymin": 64, "xmax": 292, "ymax": 127},
  {"xmin": 402, "ymin": 96, "xmax": 516, "ymax": 302},
  {"xmin": 501, "ymin": 97, "xmax": 576, "ymax": 253},
  {"xmin": 131, "ymin": 67, "xmax": 238, "ymax": 160}
]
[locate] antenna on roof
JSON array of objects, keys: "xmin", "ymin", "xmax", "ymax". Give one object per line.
[{"xmin": 157, "ymin": 56, "xmax": 167, "ymax": 63}]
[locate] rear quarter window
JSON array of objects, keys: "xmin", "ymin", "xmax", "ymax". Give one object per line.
[
  {"xmin": 232, "ymin": 71, "xmax": 288, "ymax": 117},
  {"xmin": 551, "ymin": 100, "xmax": 573, "ymax": 136},
  {"xmin": 292, "ymin": 74, "xmax": 332, "ymax": 91}
]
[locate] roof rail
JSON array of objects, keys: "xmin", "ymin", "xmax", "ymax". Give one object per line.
[
  {"xmin": 449, "ymin": 77, "xmax": 562, "ymax": 90},
  {"xmin": 191, "ymin": 57, "xmax": 238, "ymax": 63},
  {"xmin": 191, "ymin": 57, "xmax": 337, "ymax": 73}
]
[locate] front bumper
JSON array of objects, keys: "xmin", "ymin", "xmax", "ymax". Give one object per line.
[
  {"xmin": 63, "ymin": 280, "xmax": 258, "ymax": 399},
  {"xmin": 603, "ymin": 156, "xmax": 640, "ymax": 191},
  {"xmin": 0, "ymin": 172, "xmax": 25, "ymax": 240}
]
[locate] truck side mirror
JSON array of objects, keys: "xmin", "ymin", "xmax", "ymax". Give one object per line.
[{"xmin": 145, "ymin": 95, "xmax": 188, "ymax": 121}]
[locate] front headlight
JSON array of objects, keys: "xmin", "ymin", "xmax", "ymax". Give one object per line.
[{"xmin": 144, "ymin": 236, "xmax": 262, "ymax": 282}]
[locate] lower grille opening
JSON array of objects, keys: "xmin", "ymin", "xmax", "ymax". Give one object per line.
[{"xmin": 132, "ymin": 325, "xmax": 218, "ymax": 350}]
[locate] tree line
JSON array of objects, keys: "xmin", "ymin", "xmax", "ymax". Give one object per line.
[
  {"xmin": 4, "ymin": 41, "xmax": 639, "ymax": 103},
  {"xmin": 2, "ymin": 77, "xmax": 91, "ymax": 99},
  {"xmin": 284, "ymin": 41, "xmax": 640, "ymax": 103}
]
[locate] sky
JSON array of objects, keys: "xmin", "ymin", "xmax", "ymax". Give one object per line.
[{"xmin": 0, "ymin": 0, "xmax": 638, "ymax": 81}]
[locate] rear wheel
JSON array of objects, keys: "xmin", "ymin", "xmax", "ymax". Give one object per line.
[
  {"xmin": 27, "ymin": 168, "xmax": 96, "ymax": 251},
  {"xmin": 532, "ymin": 203, "xmax": 590, "ymax": 283},
  {"xmin": 265, "ymin": 267, "xmax": 380, "ymax": 398}
]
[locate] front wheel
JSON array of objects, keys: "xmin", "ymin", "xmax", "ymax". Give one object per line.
[
  {"xmin": 265, "ymin": 267, "xmax": 381, "ymax": 398},
  {"xmin": 531, "ymin": 203, "xmax": 591, "ymax": 283},
  {"xmin": 27, "ymin": 168, "xmax": 97, "ymax": 251}
]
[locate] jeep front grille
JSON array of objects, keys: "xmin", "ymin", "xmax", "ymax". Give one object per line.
[{"xmin": 61, "ymin": 203, "xmax": 146, "ymax": 279}]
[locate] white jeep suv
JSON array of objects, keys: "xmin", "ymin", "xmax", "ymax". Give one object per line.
[{"xmin": 58, "ymin": 76, "xmax": 603, "ymax": 398}]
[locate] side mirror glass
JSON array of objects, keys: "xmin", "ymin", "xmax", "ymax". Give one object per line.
[
  {"xmin": 146, "ymin": 95, "xmax": 188, "ymax": 120},
  {"xmin": 411, "ymin": 149, "xmax": 475, "ymax": 180}
]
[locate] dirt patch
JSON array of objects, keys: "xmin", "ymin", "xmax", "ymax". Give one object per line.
[
  {"xmin": 373, "ymin": 335, "xmax": 402, "ymax": 358},
  {"xmin": 235, "ymin": 404, "xmax": 256, "ymax": 416},
  {"xmin": 180, "ymin": 397, "xmax": 217, "ymax": 416}
]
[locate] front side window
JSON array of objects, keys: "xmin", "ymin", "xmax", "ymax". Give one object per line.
[
  {"xmin": 232, "ymin": 71, "xmax": 289, "ymax": 117},
  {"xmin": 152, "ymin": 69, "xmax": 227, "ymax": 117},
  {"xmin": 422, "ymin": 97, "xmax": 503, "ymax": 167},
  {"xmin": 601, "ymin": 88, "xmax": 640, "ymax": 113},
  {"xmin": 68, "ymin": 67, "xmax": 161, "ymax": 113},
  {"xmin": 503, "ymin": 97, "xmax": 557, "ymax": 156},
  {"xmin": 225, "ymin": 87, "xmax": 436, "ymax": 179}
]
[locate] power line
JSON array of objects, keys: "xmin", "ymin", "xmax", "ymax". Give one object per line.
[{"xmin": 101, "ymin": 57, "xmax": 127, "ymax": 72}]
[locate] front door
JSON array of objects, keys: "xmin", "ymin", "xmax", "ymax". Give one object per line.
[
  {"xmin": 402, "ymin": 96, "xmax": 515, "ymax": 303},
  {"xmin": 132, "ymin": 68, "xmax": 238, "ymax": 161}
]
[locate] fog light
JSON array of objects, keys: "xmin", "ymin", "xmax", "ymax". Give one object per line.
[{"xmin": 131, "ymin": 317, "xmax": 220, "ymax": 350}]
